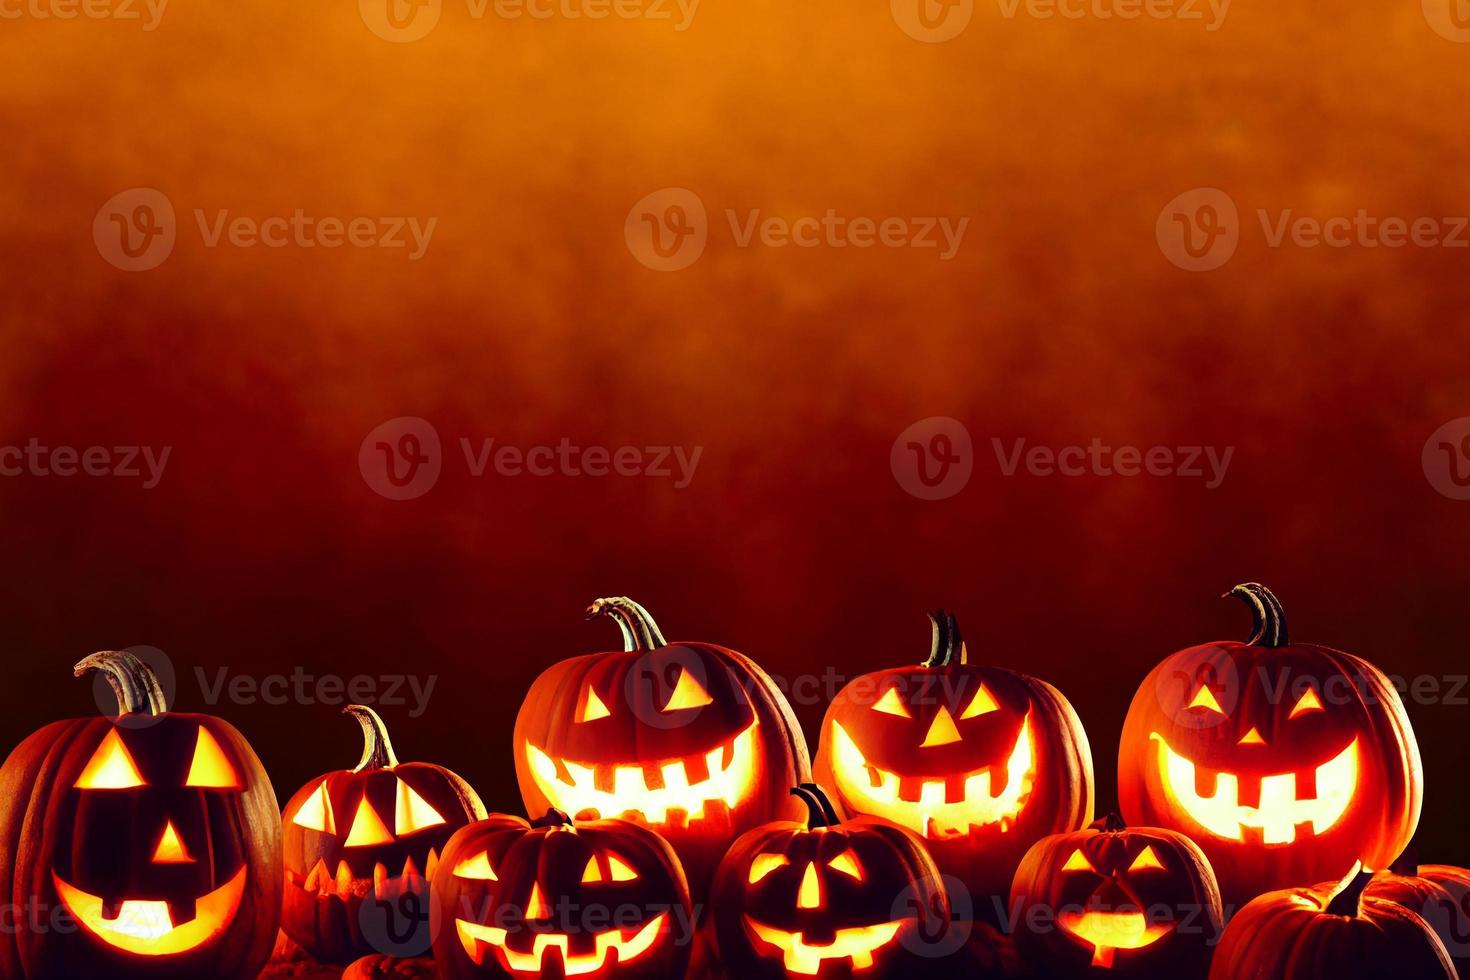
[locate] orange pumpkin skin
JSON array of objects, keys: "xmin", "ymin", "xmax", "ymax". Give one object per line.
[
  {"xmin": 704, "ymin": 785, "xmax": 950, "ymax": 980},
  {"xmin": 343, "ymin": 953, "xmax": 439, "ymax": 978},
  {"xmin": 1118, "ymin": 584, "xmax": 1423, "ymax": 912},
  {"xmin": 281, "ymin": 706, "xmax": 485, "ymax": 964},
  {"xmin": 813, "ymin": 611, "xmax": 1094, "ymax": 923},
  {"xmin": 1009, "ymin": 814, "xmax": 1222, "ymax": 979},
  {"xmin": 0, "ymin": 652, "xmax": 282, "ymax": 980},
  {"xmin": 429, "ymin": 809, "xmax": 693, "ymax": 980},
  {"xmin": 514, "ymin": 598, "xmax": 810, "ymax": 901},
  {"xmin": 1365, "ymin": 854, "xmax": 1470, "ymax": 978},
  {"xmin": 1208, "ymin": 867, "xmax": 1455, "ymax": 980}
]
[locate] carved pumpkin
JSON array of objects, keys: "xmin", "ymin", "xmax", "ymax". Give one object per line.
[
  {"xmin": 281, "ymin": 705, "xmax": 486, "ymax": 964},
  {"xmin": 1366, "ymin": 851, "xmax": 1470, "ymax": 978},
  {"xmin": 1118, "ymin": 584, "xmax": 1423, "ymax": 911},
  {"xmin": 1009, "ymin": 813, "xmax": 1222, "ymax": 977},
  {"xmin": 812, "ymin": 610, "xmax": 1094, "ymax": 922},
  {"xmin": 705, "ymin": 784, "xmax": 949, "ymax": 978},
  {"xmin": 1208, "ymin": 865, "xmax": 1455, "ymax": 980},
  {"xmin": 429, "ymin": 808, "xmax": 693, "ymax": 980},
  {"xmin": 0, "ymin": 651, "xmax": 282, "ymax": 979},
  {"xmin": 513, "ymin": 597, "xmax": 810, "ymax": 900}
]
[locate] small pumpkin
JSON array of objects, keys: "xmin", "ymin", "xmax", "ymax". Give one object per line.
[
  {"xmin": 813, "ymin": 610, "xmax": 1094, "ymax": 922},
  {"xmin": 704, "ymin": 783, "xmax": 950, "ymax": 979},
  {"xmin": 281, "ymin": 705, "xmax": 486, "ymax": 964},
  {"xmin": 429, "ymin": 808, "xmax": 693, "ymax": 980},
  {"xmin": 343, "ymin": 952, "xmax": 439, "ymax": 978},
  {"xmin": 0, "ymin": 651, "xmax": 282, "ymax": 979},
  {"xmin": 1009, "ymin": 813, "xmax": 1222, "ymax": 978},
  {"xmin": 1118, "ymin": 583, "xmax": 1423, "ymax": 911},
  {"xmin": 1366, "ymin": 850, "xmax": 1470, "ymax": 978},
  {"xmin": 514, "ymin": 597, "xmax": 811, "ymax": 900},
  {"xmin": 1208, "ymin": 864, "xmax": 1455, "ymax": 980}
]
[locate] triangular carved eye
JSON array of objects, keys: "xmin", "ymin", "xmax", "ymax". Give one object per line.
[
  {"xmin": 1129, "ymin": 846, "xmax": 1165, "ymax": 872},
  {"xmin": 1063, "ymin": 849, "xmax": 1096, "ymax": 873},
  {"xmin": 748, "ymin": 853, "xmax": 789, "ymax": 884},
  {"xmin": 454, "ymin": 851, "xmax": 497, "ymax": 880},
  {"xmin": 185, "ymin": 728, "xmax": 240, "ymax": 788},
  {"xmin": 1187, "ymin": 686, "xmax": 1225, "ymax": 715},
  {"xmin": 874, "ymin": 688, "xmax": 911, "ymax": 718},
  {"xmin": 608, "ymin": 854, "xmax": 638, "ymax": 882},
  {"xmin": 579, "ymin": 688, "xmax": 611, "ymax": 723},
  {"xmin": 344, "ymin": 795, "xmax": 394, "ymax": 847},
  {"xmin": 292, "ymin": 781, "xmax": 336, "ymax": 834},
  {"xmin": 828, "ymin": 851, "xmax": 863, "ymax": 881},
  {"xmin": 1289, "ymin": 688, "xmax": 1324, "ymax": 719},
  {"xmin": 395, "ymin": 780, "xmax": 446, "ymax": 835},
  {"xmin": 75, "ymin": 730, "xmax": 146, "ymax": 789},
  {"xmin": 662, "ymin": 669, "xmax": 713, "ymax": 712}
]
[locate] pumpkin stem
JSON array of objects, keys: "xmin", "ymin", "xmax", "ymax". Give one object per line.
[
  {"xmin": 74, "ymin": 651, "xmax": 168, "ymax": 716},
  {"xmin": 1389, "ymin": 846, "xmax": 1420, "ymax": 877},
  {"xmin": 586, "ymin": 597, "xmax": 667, "ymax": 652},
  {"xmin": 346, "ymin": 704, "xmax": 400, "ymax": 772},
  {"xmin": 922, "ymin": 610, "xmax": 967, "ymax": 668},
  {"xmin": 1225, "ymin": 583, "xmax": 1290, "ymax": 647},
  {"xmin": 1101, "ymin": 812, "xmax": 1126, "ymax": 833},
  {"xmin": 532, "ymin": 808, "xmax": 574, "ymax": 829},
  {"xmin": 1324, "ymin": 863, "xmax": 1371, "ymax": 918},
  {"xmin": 791, "ymin": 784, "xmax": 841, "ymax": 830}
]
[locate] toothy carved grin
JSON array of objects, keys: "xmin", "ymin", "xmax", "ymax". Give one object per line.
[
  {"xmin": 53, "ymin": 867, "xmax": 247, "ymax": 957},
  {"xmin": 1057, "ymin": 910, "xmax": 1172, "ymax": 968},
  {"xmin": 745, "ymin": 917, "xmax": 905, "ymax": 975},
  {"xmin": 287, "ymin": 850, "xmax": 440, "ymax": 902},
  {"xmin": 524, "ymin": 722, "xmax": 758, "ymax": 826},
  {"xmin": 1150, "ymin": 733, "xmax": 1359, "ymax": 844},
  {"xmin": 455, "ymin": 912, "xmax": 666, "ymax": 975},
  {"xmin": 828, "ymin": 714, "xmax": 1036, "ymax": 838}
]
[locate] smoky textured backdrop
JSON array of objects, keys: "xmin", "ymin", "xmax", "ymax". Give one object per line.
[{"xmin": 2, "ymin": 0, "xmax": 1469, "ymax": 867}]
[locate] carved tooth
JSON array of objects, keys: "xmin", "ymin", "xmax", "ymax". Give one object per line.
[
  {"xmin": 402, "ymin": 855, "xmax": 422, "ymax": 884},
  {"xmin": 945, "ymin": 774, "xmax": 968, "ymax": 804},
  {"xmin": 374, "ymin": 863, "xmax": 389, "ymax": 898},
  {"xmin": 642, "ymin": 763, "xmax": 665, "ymax": 791},
  {"xmin": 101, "ymin": 898, "xmax": 124, "ymax": 921},
  {"xmin": 865, "ymin": 765, "xmax": 884, "ymax": 789},
  {"xmin": 167, "ymin": 896, "xmax": 197, "ymax": 927},
  {"xmin": 1296, "ymin": 763, "xmax": 1318, "ymax": 801},
  {"xmin": 722, "ymin": 739, "xmax": 736, "ymax": 769},
  {"xmin": 425, "ymin": 848, "xmax": 440, "ymax": 881},
  {"xmin": 897, "ymin": 773, "xmax": 926, "ymax": 803},
  {"xmin": 683, "ymin": 751, "xmax": 710, "ymax": 787},
  {"xmin": 1236, "ymin": 772, "xmax": 1263, "ymax": 811},
  {"xmin": 305, "ymin": 858, "xmax": 328, "ymax": 894},
  {"xmin": 988, "ymin": 761, "xmax": 1010, "ymax": 799},
  {"xmin": 1193, "ymin": 760, "xmax": 1220, "ymax": 800},
  {"xmin": 594, "ymin": 764, "xmax": 618, "ymax": 794},
  {"xmin": 336, "ymin": 861, "xmax": 354, "ymax": 896}
]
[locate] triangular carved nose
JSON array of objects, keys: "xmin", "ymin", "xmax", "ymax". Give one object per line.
[
  {"xmin": 922, "ymin": 705, "xmax": 963, "ymax": 748},
  {"xmin": 1238, "ymin": 727, "xmax": 1266, "ymax": 746}
]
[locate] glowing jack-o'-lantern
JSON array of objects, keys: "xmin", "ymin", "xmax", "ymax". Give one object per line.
[
  {"xmin": 513, "ymin": 597, "xmax": 810, "ymax": 899},
  {"xmin": 428, "ymin": 807, "xmax": 693, "ymax": 980},
  {"xmin": 812, "ymin": 610, "xmax": 1094, "ymax": 922},
  {"xmin": 1010, "ymin": 813, "xmax": 1223, "ymax": 977},
  {"xmin": 281, "ymin": 704, "xmax": 486, "ymax": 964},
  {"xmin": 1209, "ymin": 864, "xmax": 1455, "ymax": 980},
  {"xmin": 0, "ymin": 650, "xmax": 281, "ymax": 979},
  {"xmin": 704, "ymin": 784, "xmax": 948, "ymax": 979},
  {"xmin": 1118, "ymin": 584, "xmax": 1423, "ymax": 911}
]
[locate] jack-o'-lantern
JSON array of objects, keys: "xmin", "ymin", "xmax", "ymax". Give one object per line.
[
  {"xmin": 1118, "ymin": 583, "xmax": 1423, "ymax": 911},
  {"xmin": 1208, "ymin": 864, "xmax": 1455, "ymax": 980},
  {"xmin": 705, "ymin": 784, "xmax": 949, "ymax": 979},
  {"xmin": 1010, "ymin": 813, "xmax": 1222, "ymax": 977},
  {"xmin": 812, "ymin": 610, "xmax": 1094, "ymax": 922},
  {"xmin": 1366, "ymin": 850, "xmax": 1470, "ymax": 978},
  {"xmin": 0, "ymin": 651, "xmax": 282, "ymax": 980},
  {"xmin": 429, "ymin": 808, "xmax": 693, "ymax": 980},
  {"xmin": 513, "ymin": 597, "xmax": 810, "ymax": 900},
  {"xmin": 281, "ymin": 704, "xmax": 486, "ymax": 964}
]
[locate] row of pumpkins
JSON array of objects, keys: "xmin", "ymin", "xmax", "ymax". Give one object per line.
[{"xmin": 0, "ymin": 586, "xmax": 1465, "ymax": 980}]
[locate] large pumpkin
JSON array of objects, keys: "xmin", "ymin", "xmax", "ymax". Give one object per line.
[
  {"xmin": 513, "ymin": 597, "xmax": 810, "ymax": 900},
  {"xmin": 1118, "ymin": 583, "xmax": 1423, "ymax": 911},
  {"xmin": 704, "ymin": 784, "xmax": 950, "ymax": 979},
  {"xmin": 1009, "ymin": 813, "xmax": 1222, "ymax": 978},
  {"xmin": 1208, "ymin": 865, "xmax": 1455, "ymax": 980},
  {"xmin": 429, "ymin": 807, "xmax": 693, "ymax": 980},
  {"xmin": 0, "ymin": 651, "xmax": 282, "ymax": 979},
  {"xmin": 281, "ymin": 704, "xmax": 486, "ymax": 964},
  {"xmin": 1366, "ymin": 851, "xmax": 1470, "ymax": 978},
  {"xmin": 812, "ymin": 610, "xmax": 1094, "ymax": 922}
]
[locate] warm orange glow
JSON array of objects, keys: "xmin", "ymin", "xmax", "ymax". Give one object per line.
[
  {"xmin": 797, "ymin": 862, "xmax": 822, "ymax": 909},
  {"xmin": 608, "ymin": 854, "xmax": 638, "ymax": 882},
  {"xmin": 292, "ymin": 781, "xmax": 336, "ymax": 834},
  {"xmin": 152, "ymin": 821, "xmax": 193, "ymax": 864},
  {"xmin": 960, "ymin": 683, "xmax": 1000, "ymax": 719},
  {"xmin": 582, "ymin": 857, "xmax": 603, "ymax": 883},
  {"xmin": 1129, "ymin": 846, "xmax": 1165, "ymax": 872},
  {"xmin": 1063, "ymin": 848, "xmax": 1096, "ymax": 872},
  {"xmin": 1057, "ymin": 910, "xmax": 1171, "ymax": 968},
  {"xmin": 456, "ymin": 913, "xmax": 666, "ymax": 975},
  {"xmin": 75, "ymin": 729, "xmax": 145, "ymax": 790},
  {"xmin": 525, "ymin": 883, "xmax": 550, "ymax": 920},
  {"xmin": 1151, "ymin": 733, "xmax": 1359, "ymax": 843},
  {"xmin": 920, "ymin": 705, "xmax": 962, "ymax": 748},
  {"xmin": 1237, "ymin": 727, "xmax": 1266, "ymax": 746},
  {"xmin": 1187, "ymin": 686, "xmax": 1224, "ymax": 714},
  {"xmin": 579, "ymin": 688, "xmax": 611, "ymax": 723},
  {"xmin": 525, "ymin": 721, "xmax": 758, "ymax": 826},
  {"xmin": 344, "ymin": 795, "xmax": 394, "ymax": 847},
  {"xmin": 828, "ymin": 850, "xmax": 863, "ymax": 880},
  {"xmin": 395, "ymin": 779, "xmax": 446, "ymax": 835},
  {"xmin": 873, "ymin": 688, "xmax": 911, "ymax": 718},
  {"xmin": 185, "ymin": 727, "xmax": 241, "ymax": 789},
  {"xmin": 453, "ymin": 851, "xmax": 497, "ymax": 881},
  {"xmin": 1290, "ymin": 689, "xmax": 1325, "ymax": 718},
  {"xmin": 746, "ymin": 917, "xmax": 904, "ymax": 974},
  {"xmin": 829, "ymin": 714, "xmax": 1035, "ymax": 838},
  {"xmin": 663, "ymin": 668, "xmax": 714, "ymax": 712},
  {"xmin": 53, "ymin": 867, "xmax": 246, "ymax": 956},
  {"xmin": 749, "ymin": 853, "xmax": 789, "ymax": 884}
]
